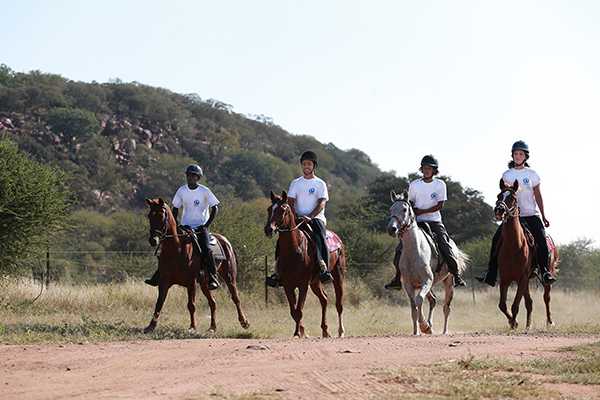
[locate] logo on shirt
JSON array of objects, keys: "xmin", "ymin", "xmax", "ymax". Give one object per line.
[
  {"xmin": 309, "ymin": 188, "xmax": 316, "ymax": 195},
  {"xmin": 193, "ymin": 200, "xmax": 200, "ymax": 206},
  {"xmin": 523, "ymin": 177, "xmax": 530, "ymax": 185},
  {"xmin": 431, "ymin": 193, "xmax": 438, "ymax": 199}
]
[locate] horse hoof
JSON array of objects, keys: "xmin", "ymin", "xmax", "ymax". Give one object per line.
[
  {"xmin": 322, "ymin": 332, "xmax": 331, "ymax": 338},
  {"xmin": 338, "ymin": 332, "xmax": 345, "ymax": 338},
  {"xmin": 188, "ymin": 328, "xmax": 197, "ymax": 334},
  {"xmin": 143, "ymin": 326, "xmax": 154, "ymax": 334},
  {"xmin": 547, "ymin": 321, "xmax": 555, "ymax": 328},
  {"xmin": 207, "ymin": 328, "xmax": 216, "ymax": 335},
  {"xmin": 240, "ymin": 320, "xmax": 250, "ymax": 330}
]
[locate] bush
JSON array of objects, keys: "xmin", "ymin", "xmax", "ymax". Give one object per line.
[{"xmin": 0, "ymin": 140, "xmax": 69, "ymax": 273}]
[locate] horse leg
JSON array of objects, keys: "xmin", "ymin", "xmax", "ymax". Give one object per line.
[
  {"xmin": 524, "ymin": 284, "xmax": 533, "ymax": 331},
  {"xmin": 417, "ymin": 280, "xmax": 433, "ymax": 334},
  {"xmin": 510, "ymin": 280, "xmax": 526, "ymax": 330},
  {"xmin": 296, "ymin": 285, "xmax": 309, "ymax": 338},
  {"xmin": 544, "ymin": 283, "xmax": 553, "ymax": 327},
  {"xmin": 442, "ymin": 276, "xmax": 454, "ymax": 335},
  {"xmin": 310, "ymin": 281, "xmax": 329, "ymax": 338},
  {"xmin": 332, "ymin": 265, "xmax": 345, "ymax": 337},
  {"xmin": 144, "ymin": 283, "xmax": 170, "ymax": 333},
  {"xmin": 187, "ymin": 284, "xmax": 197, "ymax": 333},
  {"xmin": 284, "ymin": 286, "xmax": 301, "ymax": 337},
  {"xmin": 498, "ymin": 281, "xmax": 513, "ymax": 327},
  {"xmin": 426, "ymin": 289, "xmax": 437, "ymax": 330},
  {"xmin": 221, "ymin": 261, "xmax": 250, "ymax": 329},
  {"xmin": 199, "ymin": 279, "xmax": 217, "ymax": 333},
  {"xmin": 403, "ymin": 284, "xmax": 420, "ymax": 335}
]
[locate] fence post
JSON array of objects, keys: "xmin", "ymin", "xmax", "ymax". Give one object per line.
[
  {"xmin": 45, "ymin": 245, "xmax": 51, "ymax": 288},
  {"xmin": 469, "ymin": 264, "xmax": 476, "ymax": 304},
  {"xmin": 264, "ymin": 255, "xmax": 268, "ymax": 307}
]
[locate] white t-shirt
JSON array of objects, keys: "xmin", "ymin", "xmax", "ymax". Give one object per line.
[
  {"xmin": 172, "ymin": 184, "xmax": 220, "ymax": 228},
  {"xmin": 502, "ymin": 167, "xmax": 541, "ymax": 217},
  {"xmin": 408, "ymin": 178, "xmax": 448, "ymax": 222},
  {"xmin": 287, "ymin": 176, "xmax": 329, "ymax": 224}
]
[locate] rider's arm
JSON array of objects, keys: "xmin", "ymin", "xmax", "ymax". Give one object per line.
[
  {"xmin": 533, "ymin": 185, "xmax": 550, "ymax": 227},
  {"xmin": 307, "ymin": 198, "xmax": 327, "ymax": 219},
  {"xmin": 172, "ymin": 207, "xmax": 179, "ymax": 223},
  {"xmin": 414, "ymin": 201, "xmax": 444, "ymax": 216},
  {"xmin": 204, "ymin": 205, "xmax": 219, "ymax": 227}
]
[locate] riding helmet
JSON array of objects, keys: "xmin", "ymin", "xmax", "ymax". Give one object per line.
[
  {"xmin": 511, "ymin": 140, "xmax": 530, "ymax": 155},
  {"xmin": 420, "ymin": 155, "xmax": 439, "ymax": 168},
  {"xmin": 185, "ymin": 164, "xmax": 204, "ymax": 177},
  {"xmin": 300, "ymin": 151, "xmax": 318, "ymax": 167}
]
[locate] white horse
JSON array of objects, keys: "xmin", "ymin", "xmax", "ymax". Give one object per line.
[{"xmin": 387, "ymin": 191, "xmax": 469, "ymax": 335}]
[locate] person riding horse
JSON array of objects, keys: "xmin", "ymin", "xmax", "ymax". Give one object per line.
[
  {"xmin": 145, "ymin": 164, "xmax": 221, "ymax": 290},
  {"xmin": 385, "ymin": 155, "xmax": 467, "ymax": 289},
  {"xmin": 477, "ymin": 140, "xmax": 555, "ymax": 286},
  {"xmin": 266, "ymin": 151, "xmax": 334, "ymax": 287}
]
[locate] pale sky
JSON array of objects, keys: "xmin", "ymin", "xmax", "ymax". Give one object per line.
[{"xmin": 2, "ymin": 0, "xmax": 598, "ymax": 245}]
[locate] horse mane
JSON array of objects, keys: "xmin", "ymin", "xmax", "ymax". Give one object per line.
[{"xmin": 162, "ymin": 201, "xmax": 181, "ymax": 248}]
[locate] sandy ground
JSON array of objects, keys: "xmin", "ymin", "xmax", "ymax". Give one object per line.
[{"xmin": 1, "ymin": 334, "xmax": 599, "ymax": 399}]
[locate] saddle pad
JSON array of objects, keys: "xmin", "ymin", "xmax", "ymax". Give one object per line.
[
  {"xmin": 546, "ymin": 234, "xmax": 556, "ymax": 254},
  {"xmin": 326, "ymin": 230, "xmax": 343, "ymax": 252}
]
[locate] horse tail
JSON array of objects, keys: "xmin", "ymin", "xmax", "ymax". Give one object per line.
[{"xmin": 454, "ymin": 247, "xmax": 470, "ymax": 275}]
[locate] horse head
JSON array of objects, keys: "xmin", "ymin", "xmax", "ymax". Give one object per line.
[
  {"xmin": 265, "ymin": 191, "xmax": 294, "ymax": 237},
  {"xmin": 387, "ymin": 190, "xmax": 414, "ymax": 237},
  {"xmin": 145, "ymin": 198, "xmax": 169, "ymax": 247},
  {"xmin": 494, "ymin": 179, "xmax": 519, "ymax": 221}
]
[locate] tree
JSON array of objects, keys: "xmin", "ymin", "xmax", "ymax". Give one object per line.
[
  {"xmin": 0, "ymin": 140, "xmax": 69, "ymax": 273},
  {"xmin": 47, "ymin": 107, "xmax": 100, "ymax": 143}
]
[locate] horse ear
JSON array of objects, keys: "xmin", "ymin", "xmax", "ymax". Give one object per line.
[
  {"xmin": 145, "ymin": 198, "xmax": 152, "ymax": 206},
  {"xmin": 390, "ymin": 190, "xmax": 398, "ymax": 202},
  {"xmin": 401, "ymin": 191, "xmax": 409, "ymax": 200},
  {"xmin": 158, "ymin": 198, "xmax": 165, "ymax": 206},
  {"xmin": 499, "ymin": 178, "xmax": 506, "ymax": 190},
  {"xmin": 270, "ymin": 191, "xmax": 276, "ymax": 203},
  {"xmin": 281, "ymin": 190, "xmax": 288, "ymax": 203},
  {"xmin": 512, "ymin": 179, "xmax": 519, "ymax": 191}
]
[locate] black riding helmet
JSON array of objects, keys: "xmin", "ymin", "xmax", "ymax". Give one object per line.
[
  {"xmin": 185, "ymin": 164, "xmax": 203, "ymax": 177},
  {"xmin": 420, "ymin": 155, "xmax": 438, "ymax": 168},
  {"xmin": 511, "ymin": 140, "xmax": 530, "ymax": 158},
  {"xmin": 300, "ymin": 151, "xmax": 318, "ymax": 168}
]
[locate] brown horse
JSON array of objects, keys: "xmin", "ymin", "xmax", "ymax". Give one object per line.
[
  {"xmin": 494, "ymin": 180, "xmax": 558, "ymax": 329},
  {"xmin": 143, "ymin": 198, "xmax": 249, "ymax": 333},
  {"xmin": 264, "ymin": 191, "xmax": 347, "ymax": 338}
]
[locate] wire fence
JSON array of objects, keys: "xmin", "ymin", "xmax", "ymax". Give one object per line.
[{"xmin": 12, "ymin": 247, "xmax": 494, "ymax": 306}]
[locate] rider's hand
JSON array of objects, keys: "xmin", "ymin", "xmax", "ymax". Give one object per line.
[
  {"xmin": 542, "ymin": 217, "xmax": 550, "ymax": 228},
  {"xmin": 300, "ymin": 216, "xmax": 312, "ymax": 223}
]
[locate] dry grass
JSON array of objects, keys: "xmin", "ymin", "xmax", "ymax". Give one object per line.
[{"xmin": 1, "ymin": 279, "xmax": 599, "ymax": 344}]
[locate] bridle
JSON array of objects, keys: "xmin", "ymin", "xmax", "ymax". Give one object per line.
[
  {"xmin": 269, "ymin": 202, "xmax": 307, "ymax": 233},
  {"xmin": 390, "ymin": 199, "xmax": 415, "ymax": 237},
  {"xmin": 495, "ymin": 190, "xmax": 518, "ymax": 220}
]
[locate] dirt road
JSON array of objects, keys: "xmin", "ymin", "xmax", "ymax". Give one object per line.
[{"xmin": 1, "ymin": 334, "xmax": 598, "ymax": 399}]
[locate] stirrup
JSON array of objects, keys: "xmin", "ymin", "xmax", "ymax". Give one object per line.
[
  {"xmin": 384, "ymin": 278, "xmax": 402, "ymax": 290},
  {"xmin": 265, "ymin": 273, "xmax": 281, "ymax": 288}
]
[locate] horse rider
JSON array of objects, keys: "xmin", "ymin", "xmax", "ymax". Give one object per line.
[
  {"xmin": 145, "ymin": 164, "xmax": 221, "ymax": 290},
  {"xmin": 385, "ymin": 155, "xmax": 467, "ymax": 290},
  {"xmin": 477, "ymin": 140, "xmax": 555, "ymax": 286},
  {"xmin": 266, "ymin": 150, "xmax": 334, "ymax": 287}
]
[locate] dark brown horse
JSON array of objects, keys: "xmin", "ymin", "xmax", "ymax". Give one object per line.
[
  {"xmin": 144, "ymin": 198, "xmax": 249, "ymax": 334},
  {"xmin": 494, "ymin": 180, "xmax": 558, "ymax": 329},
  {"xmin": 265, "ymin": 191, "xmax": 347, "ymax": 338}
]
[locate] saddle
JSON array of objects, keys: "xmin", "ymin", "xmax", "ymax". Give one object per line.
[
  {"xmin": 298, "ymin": 224, "xmax": 342, "ymax": 254},
  {"xmin": 417, "ymin": 224, "xmax": 444, "ymax": 271},
  {"xmin": 178, "ymin": 226, "xmax": 227, "ymax": 260}
]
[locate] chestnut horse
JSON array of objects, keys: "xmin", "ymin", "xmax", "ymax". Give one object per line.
[
  {"xmin": 265, "ymin": 191, "xmax": 347, "ymax": 338},
  {"xmin": 144, "ymin": 198, "xmax": 249, "ymax": 333},
  {"xmin": 494, "ymin": 180, "xmax": 558, "ymax": 329}
]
